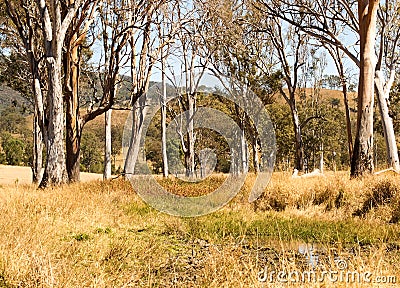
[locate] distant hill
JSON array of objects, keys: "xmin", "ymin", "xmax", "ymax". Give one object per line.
[
  {"xmin": 274, "ymin": 88, "xmax": 358, "ymax": 108},
  {"xmin": 0, "ymin": 85, "xmax": 31, "ymax": 114},
  {"xmin": 0, "ymin": 80, "xmax": 353, "ymax": 116}
]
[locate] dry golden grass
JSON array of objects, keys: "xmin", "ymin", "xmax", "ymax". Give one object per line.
[
  {"xmin": 154, "ymin": 174, "xmax": 227, "ymax": 197},
  {"xmin": 0, "ymin": 172, "xmax": 399, "ymax": 287},
  {"xmin": 0, "ymin": 165, "xmax": 103, "ymax": 185},
  {"xmin": 275, "ymin": 88, "xmax": 357, "ymax": 108}
]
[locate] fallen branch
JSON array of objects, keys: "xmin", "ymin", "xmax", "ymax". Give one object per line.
[
  {"xmin": 374, "ymin": 167, "xmax": 400, "ymax": 175},
  {"xmin": 292, "ymin": 168, "xmax": 326, "ymax": 178}
]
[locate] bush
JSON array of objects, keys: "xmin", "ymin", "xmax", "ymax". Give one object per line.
[
  {"xmin": 0, "ymin": 133, "xmax": 29, "ymax": 166},
  {"xmin": 253, "ymin": 183, "xmax": 290, "ymax": 212},
  {"xmin": 253, "ymin": 174, "xmax": 350, "ymax": 213},
  {"xmin": 353, "ymin": 179, "xmax": 399, "ymax": 217},
  {"xmin": 0, "ymin": 149, "xmax": 6, "ymax": 164},
  {"xmin": 80, "ymin": 131, "xmax": 103, "ymax": 173}
]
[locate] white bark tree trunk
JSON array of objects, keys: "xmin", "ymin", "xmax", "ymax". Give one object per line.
[
  {"xmin": 32, "ymin": 77, "xmax": 44, "ymax": 184},
  {"xmin": 124, "ymin": 97, "xmax": 147, "ymax": 175},
  {"xmin": 41, "ymin": 57, "xmax": 67, "ymax": 186},
  {"xmin": 185, "ymin": 93, "xmax": 196, "ymax": 178},
  {"xmin": 319, "ymin": 142, "xmax": 324, "ymax": 173},
  {"xmin": 38, "ymin": 0, "xmax": 79, "ymax": 187},
  {"xmin": 104, "ymin": 109, "xmax": 112, "ymax": 179},
  {"xmin": 290, "ymin": 101, "xmax": 304, "ymax": 172},
  {"xmin": 240, "ymin": 124, "xmax": 248, "ymax": 174},
  {"xmin": 161, "ymin": 54, "xmax": 169, "ymax": 178},
  {"xmin": 375, "ymin": 70, "xmax": 400, "ymax": 171},
  {"xmin": 251, "ymin": 134, "xmax": 260, "ymax": 173},
  {"xmin": 5, "ymin": 1, "xmax": 47, "ymax": 184}
]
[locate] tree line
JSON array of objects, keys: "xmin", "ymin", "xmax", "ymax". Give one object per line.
[{"xmin": 0, "ymin": 0, "xmax": 399, "ymax": 187}]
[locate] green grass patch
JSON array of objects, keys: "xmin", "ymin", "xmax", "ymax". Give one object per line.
[
  {"xmin": 123, "ymin": 201, "xmax": 155, "ymax": 216},
  {"xmin": 95, "ymin": 227, "xmax": 112, "ymax": 234},
  {"xmin": 183, "ymin": 211, "xmax": 400, "ymax": 246},
  {"xmin": 71, "ymin": 232, "xmax": 91, "ymax": 241}
]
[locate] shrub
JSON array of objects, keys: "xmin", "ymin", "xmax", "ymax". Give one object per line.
[
  {"xmin": 253, "ymin": 184, "xmax": 290, "ymax": 212},
  {"xmin": 353, "ymin": 179, "xmax": 399, "ymax": 217},
  {"xmin": 0, "ymin": 133, "xmax": 28, "ymax": 166}
]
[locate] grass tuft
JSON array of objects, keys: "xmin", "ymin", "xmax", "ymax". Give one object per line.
[
  {"xmin": 72, "ymin": 233, "xmax": 91, "ymax": 241},
  {"xmin": 353, "ymin": 178, "xmax": 399, "ymax": 218}
]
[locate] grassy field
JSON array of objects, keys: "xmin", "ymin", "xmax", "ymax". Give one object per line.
[{"xmin": 0, "ymin": 171, "xmax": 399, "ymax": 287}]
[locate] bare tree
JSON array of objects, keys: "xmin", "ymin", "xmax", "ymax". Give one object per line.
[
  {"xmin": 63, "ymin": 0, "xmax": 98, "ymax": 182},
  {"xmin": 5, "ymin": 1, "xmax": 46, "ymax": 183},
  {"xmin": 351, "ymin": 0, "xmax": 379, "ymax": 176},
  {"xmin": 324, "ymin": 45, "xmax": 354, "ymax": 162},
  {"xmin": 200, "ymin": 0, "xmax": 279, "ymax": 174},
  {"xmin": 5, "ymin": 0, "xmax": 122, "ymax": 185},
  {"xmin": 172, "ymin": 3, "xmax": 212, "ymax": 178},
  {"xmin": 7, "ymin": 0, "xmax": 100, "ymax": 187},
  {"xmin": 37, "ymin": 0, "xmax": 85, "ymax": 187},
  {"xmin": 95, "ymin": 0, "xmax": 135, "ymax": 179},
  {"xmin": 123, "ymin": 0, "xmax": 156, "ymax": 176},
  {"xmin": 256, "ymin": 0, "xmax": 381, "ymax": 176},
  {"xmin": 123, "ymin": 0, "xmax": 176, "ymax": 176},
  {"xmin": 63, "ymin": 0, "xmax": 136, "ymax": 182},
  {"xmin": 237, "ymin": 14, "xmax": 311, "ymax": 172},
  {"xmin": 104, "ymin": 109, "xmax": 112, "ymax": 179},
  {"xmin": 270, "ymin": 22, "xmax": 309, "ymax": 172},
  {"xmin": 160, "ymin": 20, "xmax": 170, "ymax": 178},
  {"xmin": 374, "ymin": 0, "xmax": 400, "ymax": 172}
]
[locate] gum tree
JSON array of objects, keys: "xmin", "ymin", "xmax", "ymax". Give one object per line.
[
  {"xmin": 256, "ymin": 0, "xmax": 382, "ymax": 176},
  {"xmin": 4, "ymin": 1, "xmax": 46, "ymax": 183}
]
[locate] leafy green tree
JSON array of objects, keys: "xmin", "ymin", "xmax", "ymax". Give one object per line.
[
  {"xmin": 0, "ymin": 150, "xmax": 5, "ymax": 164},
  {"xmin": 266, "ymin": 103, "xmax": 295, "ymax": 170},
  {"xmin": 390, "ymin": 83, "xmax": 400, "ymax": 135},
  {"xmin": 322, "ymin": 75, "xmax": 341, "ymax": 90},
  {"xmin": 1, "ymin": 133, "xmax": 27, "ymax": 166},
  {"xmin": 0, "ymin": 108, "xmax": 28, "ymax": 135},
  {"xmin": 80, "ymin": 131, "xmax": 103, "ymax": 173},
  {"xmin": 166, "ymin": 138, "xmax": 183, "ymax": 176},
  {"xmin": 144, "ymin": 116, "xmax": 163, "ymax": 174},
  {"xmin": 89, "ymin": 122, "xmax": 123, "ymax": 173},
  {"xmin": 111, "ymin": 125, "xmax": 123, "ymax": 173},
  {"xmin": 300, "ymin": 98, "xmax": 349, "ymax": 171},
  {"xmin": 0, "ymin": 52, "xmax": 32, "ymax": 101}
]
